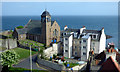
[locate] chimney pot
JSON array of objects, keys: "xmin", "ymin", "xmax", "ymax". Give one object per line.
[
  {"xmin": 83, "ymin": 26, "xmax": 86, "ymax": 28},
  {"xmin": 111, "ymin": 49, "xmax": 114, "ymax": 53},
  {"xmin": 108, "ymin": 49, "xmax": 111, "ymax": 53}
]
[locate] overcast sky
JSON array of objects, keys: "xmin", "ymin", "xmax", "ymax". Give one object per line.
[{"xmin": 2, "ymin": 2, "xmax": 118, "ymax": 16}]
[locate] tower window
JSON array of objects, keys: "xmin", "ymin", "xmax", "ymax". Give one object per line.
[
  {"xmin": 47, "ymin": 18, "xmax": 50, "ymax": 22},
  {"xmin": 83, "ymin": 52, "xmax": 86, "ymax": 55}
]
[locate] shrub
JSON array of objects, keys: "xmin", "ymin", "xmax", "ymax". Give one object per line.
[
  {"xmin": 16, "ymin": 26, "xmax": 24, "ymax": 29},
  {"xmin": 0, "ymin": 50, "xmax": 19, "ymax": 67}
]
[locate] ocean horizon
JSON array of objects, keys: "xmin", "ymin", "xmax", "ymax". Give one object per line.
[{"xmin": 1, "ymin": 15, "xmax": 118, "ymax": 48}]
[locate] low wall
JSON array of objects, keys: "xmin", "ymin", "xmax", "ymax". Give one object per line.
[
  {"xmin": 37, "ymin": 58, "xmax": 66, "ymax": 70},
  {"xmin": 0, "ymin": 39, "xmax": 17, "ymax": 49}
]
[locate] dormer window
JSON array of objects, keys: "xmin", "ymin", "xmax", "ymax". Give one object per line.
[
  {"xmin": 74, "ymin": 33, "xmax": 77, "ymax": 37},
  {"xmin": 92, "ymin": 34, "xmax": 98, "ymax": 39},
  {"xmin": 64, "ymin": 33, "xmax": 66, "ymax": 36},
  {"xmin": 93, "ymin": 35, "xmax": 96, "ymax": 39}
]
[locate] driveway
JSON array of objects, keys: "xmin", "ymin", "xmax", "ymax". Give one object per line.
[{"xmin": 13, "ymin": 54, "xmax": 54, "ymax": 71}]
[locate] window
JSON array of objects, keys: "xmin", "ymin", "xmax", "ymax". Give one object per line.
[
  {"xmin": 93, "ymin": 35, "xmax": 96, "ymax": 39},
  {"xmin": 64, "ymin": 33, "xmax": 66, "ymax": 35},
  {"xmin": 65, "ymin": 44, "xmax": 68, "ymax": 47},
  {"xmin": 47, "ymin": 18, "xmax": 50, "ymax": 22},
  {"xmin": 74, "ymin": 41, "xmax": 77, "ymax": 44},
  {"xmin": 65, "ymin": 50, "xmax": 68, "ymax": 52},
  {"xmin": 83, "ymin": 52, "xmax": 86, "ymax": 55},
  {"xmin": 75, "ymin": 46, "xmax": 77, "ymax": 49},
  {"xmin": 75, "ymin": 52, "xmax": 77, "ymax": 55},
  {"xmin": 79, "ymin": 46, "xmax": 81, "ymax": 49},
  {"xmin": 83, "ymin": 46, "xmax": 86, "ymax": 49},
  {"xmin": 74, "ymin": 33, "xmax": 77, "ymax": 37},
  {"xmin": 83, "ymin": 40, "xmax": 86, "ymax": 42},
  {"xmin": 65, "ymin": 38, "xmax": 68, "ymax": 40},
  {"xmin": 79, "ymin": 41, "xmax": 81, "ymax": 44},
  {"xmin": 54, "ymin": 29, "xmax": 57, "ymax": 36}
]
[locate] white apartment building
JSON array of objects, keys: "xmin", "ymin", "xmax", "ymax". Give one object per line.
[{"xmin": 61, "ymin": 26, "xmax": 108, "ymax": 61}]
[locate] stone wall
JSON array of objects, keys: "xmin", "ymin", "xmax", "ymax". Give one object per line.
[
  {"xmin": 0, "ymin": 39, "xmax": 17, "ymax": 49},
  {"xmin": 37, "ymin": 58, "xmax": 66, "ymax": 70}
]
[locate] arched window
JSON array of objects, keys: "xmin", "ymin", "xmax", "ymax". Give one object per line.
[{"xmin": 53, "ymin": 29, "xmax": 58, "ymax": 36}]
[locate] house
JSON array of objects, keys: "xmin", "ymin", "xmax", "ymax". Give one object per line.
[
  {"xmin": 99, "ymin": 56, "xmax": 120, "ymax": 72},
  {"xmin": 61, "ymin": 26, "xmax": 110, "ymax": 61},
  {"xmin": 13, "ymin": 10, "xmax": 60, "ymax": 46}
]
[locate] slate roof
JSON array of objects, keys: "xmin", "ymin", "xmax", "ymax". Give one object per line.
[
  {"xmin": 65, "ymin": 28, "xmax": 80, "ymax": 33},
  {"xmin": 16, "ymin": 19, "xmax": 56, "ymax": 35},
  {"xmin": 41, "ymin": 10, "xmax": 51, "ymax": 16},
  {"xmin": 16, "ymin": 28, "xmax": 27, "ymax": 34},
  {"xmin": 24, "ymin": 20, "xmax": 42, "ymax": 35},
  {"xmin": 64, "ymin": 34, "xmax": 72, "ymax": 37},
  {"xmin": 82, "ymin": 29, "xmax": 101, "ymax": 41}
]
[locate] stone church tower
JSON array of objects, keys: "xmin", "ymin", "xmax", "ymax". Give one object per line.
[{"xmin": 41, "ymin": 10, "xmax": 60, "ymax": 46}]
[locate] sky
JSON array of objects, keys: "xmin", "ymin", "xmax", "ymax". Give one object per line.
[{"xmin": 2, "ymin": 2, "xmax": 118, "ymax": 16}]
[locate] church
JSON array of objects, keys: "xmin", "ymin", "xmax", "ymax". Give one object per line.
[{"xmin": 13, "ymin": 10, "xmax": 60, "ymax": 46}]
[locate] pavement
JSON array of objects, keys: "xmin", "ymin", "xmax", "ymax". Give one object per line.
[{"xmin": 13, "ymin": 54, "xmax": 54, "ymax": 71}]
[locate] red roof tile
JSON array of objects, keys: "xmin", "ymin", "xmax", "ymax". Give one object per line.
[{"xmin": 99, "ymin": 56, "xmax": 120, "ymax": 72}]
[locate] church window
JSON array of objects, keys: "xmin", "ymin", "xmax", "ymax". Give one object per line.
[
  {"xmin": 54, "ymin": 29, "xmax": 57, "ymax": 36},
  {"xmin": 47, "ymin": 18, "xmax": 50, "ymax": 22},
  {"xmin": 42, "ymin": 17, "xmax": 46, "ymax": 22}
]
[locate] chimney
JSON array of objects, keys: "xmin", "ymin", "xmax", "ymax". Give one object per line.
[
  {"xmin": 83, "ymin": 26, "xmax": 86, "ymax": 28},
  {"xmin": 64, "ymin": 25, "xmax": 68, "ymax": 30},
  {"xmin": 92, "ymin": 51, "xmax": 94, "ymax": 55},
  {"xmin": 80, "ymin": 26, "xmax": 86, "ymax": 34},
  {"xmin": 111, "ymin": 49, "xmax": 114, "ymax": 53},
  {"xmin": 108, "ymin": 49, "xmax": 111, "ymax": 53},
  {"xmin": 101, "ymin": 27, "xmax": 105, "ymax": 33}
]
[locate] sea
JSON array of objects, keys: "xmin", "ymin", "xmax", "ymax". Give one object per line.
[{"xmin": 1, "ymin": 15, "xmax": 118, "ymax": 48}]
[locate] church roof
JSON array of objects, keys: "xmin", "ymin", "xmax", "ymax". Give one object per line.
[
  {"xmin": 16, "ymin": 28, "xmax": 27, "ymax": 34},
  {"xmin": 15, "ymin": 19, "xmax": 55, "ymax": 35},
  {"xmin": 41, "ymin": 10, "xmax": 51, "ymax": 16}
]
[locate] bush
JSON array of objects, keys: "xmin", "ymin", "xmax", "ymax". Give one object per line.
[
  {"xmin": 0, "ymin": 50, "xmax": 19, "ymax": 67},
  {"xmin": 53, "ymin": 54, "xmax": 57, "ymax": 59},
  {"xmin": 16, "ymin": 26, "xmax": 24, "ymax": 29}
]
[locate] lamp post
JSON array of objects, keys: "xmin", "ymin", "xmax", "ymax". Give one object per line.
[{"xmin": 30, "ymin": 45, "xmax": 32, "ymax": 72}]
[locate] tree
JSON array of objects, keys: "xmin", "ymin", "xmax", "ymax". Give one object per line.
[{"xmin": 0, "ymin": 50, "xmax": 19, "ymax": 67}]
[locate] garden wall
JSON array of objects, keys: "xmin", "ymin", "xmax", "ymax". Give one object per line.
[
  {"xmin": 0, "ymin": 39, "xmax": 17, "ymax": 49},
  {"xmin": 37, "ymin": 58, "xmax": 66, "ymax": 70}
]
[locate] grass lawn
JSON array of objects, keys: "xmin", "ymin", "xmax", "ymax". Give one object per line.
[
  {"xmin": 8, "ymin": 67, "xmax": 48, "ymax": 72},
  {"xmin": 64, "ymin": 62, "xmax": 79, "ymax": 68},
  {"xmin": 0, "ymin": 46, "xmax": 7, "ymax": 51},
  {"xmin": 11, "ymin": 48, "xmax": 37, "ymax": 60}
]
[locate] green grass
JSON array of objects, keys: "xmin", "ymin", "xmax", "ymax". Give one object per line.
[
  {"xmin": 18, "ymin": 39, "xmax": 45, "ymax": 50},
  {"xmin": 16, "ymin": 26, "xmax": 24, "ymax": 29},
  {"xmin": 8, "ymin": 67, "xmax": 48, "ymax": 72},
  {"xmin": 64, "ymin": 62, "xmax": 79, "ymax": 68},
  {"xmin": 0, "ymin": 46, "xmax": 7, "ymax": 51},
  {"xmin": 11, "ymin": 48, "xmax": 37, "ymax": 60}
]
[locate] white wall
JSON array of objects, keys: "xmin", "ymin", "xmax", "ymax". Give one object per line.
[
  {"xmin": 69, "ymin": 35, "xmax": 73, "ymax": 58},
  {"xmin": 81, "ymin": 37, "xmax": 91, "ymax": 61},
  {"xmin": 87, "ymin": 37, "xmax": 91, "ymax": 60},
  {"xmin": 99, "ymin": 29, "xmax": 106, "ymax": 53},
  {"xmin": 63, "ymin": 35, "xmax": 73, "ymax": 58},
  {"xmin": 91, "ymin": 41, "xmax": 99, "ymax": 54}
]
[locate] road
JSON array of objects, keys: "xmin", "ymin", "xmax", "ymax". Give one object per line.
[{"xmin": 13, "ymin": 54, "xmax": 54, "ymax": 71}]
